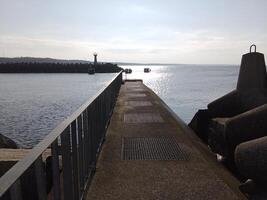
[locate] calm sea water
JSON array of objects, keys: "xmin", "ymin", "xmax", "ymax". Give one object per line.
[
  {"xmin": 0, "ymin": 73, "xmax": 118, "ymax": 147},
  {"xmin": 120, "ymin": 64, "xmax": 239, "ymax": 123},
  {"xmin": 0, "ymin": 65, "xmax": 239, "ymax": 148}
]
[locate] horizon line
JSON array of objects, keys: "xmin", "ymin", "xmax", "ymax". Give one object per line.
[{"xmin": 0, "ymin": 56, "xmax": 239, "ymax": 66}]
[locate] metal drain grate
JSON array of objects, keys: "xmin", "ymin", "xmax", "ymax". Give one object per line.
[
  {"xmin": 124, "ymin": 113, "xmax": 164, "ymax": 123},
  {"xmin": 131, "ymin": 89, "xmax": 146, "ymax": 92},
  {"xmin": 126, "ymin": 93, "xmax": 146, "ymax": 97},
  {"xmin": 125, "ymin": 101, "xmax": 152, "ymax": 107},
  {"xmin": 122, "ymin": 137, "xmax": 189, "ymax": 160},
  {"xmin": 127, "ymin": 86, "xmax": 141, "ymax": 89}
]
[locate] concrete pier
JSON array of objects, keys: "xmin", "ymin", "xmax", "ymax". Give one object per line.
[{"xmin": 85, "ymin": 80, "xmax": 245, "ymax": 200}]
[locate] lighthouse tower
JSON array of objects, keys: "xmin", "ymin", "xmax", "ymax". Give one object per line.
[{"xmin": 93, "ymin": 53, "xmax": 98, "ymax": 65}]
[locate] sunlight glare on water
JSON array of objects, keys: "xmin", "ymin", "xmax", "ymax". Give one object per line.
[{"xmin": 120, "ymin": 64, "xmax": 239, "ymax": 123}]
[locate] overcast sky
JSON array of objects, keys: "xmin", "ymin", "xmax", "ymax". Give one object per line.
[{"xmin": 0, "ymin": 0, "xmax": 267, "ymax": 64}]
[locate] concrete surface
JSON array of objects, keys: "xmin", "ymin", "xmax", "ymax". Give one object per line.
[{"xmin": 86, "ymin": 81, "xmax": 246, "ymax": 200}]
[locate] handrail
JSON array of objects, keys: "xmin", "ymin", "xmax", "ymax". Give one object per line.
[{"xmin": 0, "ymin": 71, "xmax": 123, "ymax": 199}]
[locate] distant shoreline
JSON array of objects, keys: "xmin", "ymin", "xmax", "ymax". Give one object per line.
[
  {"xmin": 0, "ymin": 57, "xmax": 238, "ymax": 66},
  {"xmin": 0, "ymin": 62, "xmax": 122, "ymax": 73}
]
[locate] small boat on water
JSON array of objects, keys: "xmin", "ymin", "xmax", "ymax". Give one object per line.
[
  {"xmin": 144, "ymin": 68, "xmax": 151, "ymax": 73},
  {"xmin": 124, "ymin": 68, "xmax": 132, "ymax": 74},
  {"xmin": 88, "ymin": 67, "xmax": 95, "ymax": 74}
]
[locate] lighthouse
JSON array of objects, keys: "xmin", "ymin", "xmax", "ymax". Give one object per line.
[{"xmin": 94, "ymin": 53, "xmax": 97, "ymax": 65}]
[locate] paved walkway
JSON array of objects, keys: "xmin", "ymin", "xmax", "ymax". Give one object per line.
[{"xmin": 86, "ymin": 80, "xmax": 245, "ymax": 200}]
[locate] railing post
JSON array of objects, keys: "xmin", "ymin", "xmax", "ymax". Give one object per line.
[
  {"xmin": 90, "ymin": 103, "xmax": 97, "ymax": 166},
  {"xmin": 77, "ymin": 115, "xmax": 85, "ymax": 193},
  {"xmin": 9, "ymin": 180, "xmax": 22, "ymax": 200},
  {"xmin": 96, "ymin": 99, "xmax": 101, "ymax": 152},
  {"xmin": 71, "ymin": 120, "xmax": 80, "ymax": 200},
  {"xmin": 61, "ymin": 127, "xmax": 74, "ymax": 200},
  {"xmin": 82, "ymin": 109, "xmax": 89, "ymax": 179},
  {"xmin": 51, "ymin": 139, "xmax": 61, "ymax": 200},
  {"xmin": 34, "ymin": 156, "xmax": 47, "ymax": 200},
  {"xmin": 86, "ymin": 107, "xmax": 93, "ymax": 169}
]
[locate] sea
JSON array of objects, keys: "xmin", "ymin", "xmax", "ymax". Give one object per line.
[{"xmin": 0, "ymin": 64, "xmax": 239, "ymax": 148}]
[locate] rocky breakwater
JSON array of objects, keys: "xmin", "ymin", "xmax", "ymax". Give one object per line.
[
  {"xmin": 189, "ymin": 45, "xmax": 267, "ymax": 197},
  {"xmin": 0, "ymin": 62, "xmax": 122, "ymax": 73}
]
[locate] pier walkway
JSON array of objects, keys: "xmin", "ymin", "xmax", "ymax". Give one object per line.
[{"xmin": 86, "ymin": 80, "xmax": 245, "ymax": 200}]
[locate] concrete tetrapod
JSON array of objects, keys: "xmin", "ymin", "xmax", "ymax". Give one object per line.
[
  {"xmin": 190, "ymin": 46, "xmax": 267, "ymax": 164},
  {"xmin": 235, "ymin": 136, "xmax": 267, "ymax": 183},
  {"xmin": 208, "ymin": 103, "xmax": 267, "ymax": 161}
]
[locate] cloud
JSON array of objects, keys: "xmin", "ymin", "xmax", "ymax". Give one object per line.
[{"xmin": 1, "ymin": 26, "xmax": 267, "ymax": 64}]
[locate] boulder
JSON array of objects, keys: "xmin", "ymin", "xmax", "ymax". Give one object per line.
[{"xmin": 0, "ymin": 133, "xmax": 18, "ymax": 149}]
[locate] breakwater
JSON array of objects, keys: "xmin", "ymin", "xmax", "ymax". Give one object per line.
[
  {"xmin": 190, "ymin": 45, "xmax": 267, "ymax": 198},
  {"xmin": 0, "ymin": 63, "xmax": 122, "ymax": 73}
]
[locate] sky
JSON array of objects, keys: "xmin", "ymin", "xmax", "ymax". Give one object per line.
[{"xmin": 0, "ymin": 0, "xmax": 267, "ymax": 64}]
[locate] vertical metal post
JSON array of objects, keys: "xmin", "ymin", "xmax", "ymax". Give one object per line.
[
  {"xmin": 95, "ymin": 100, "xmax": 99, "ymax": 151},
  {"xmin": 71, "ymin": 120, "xmax": 79, "ymax": 200},
  {"xmin": 51, "ymin": 139, "xmax": 61, "ymax": 200},
  {"xmin": 34, "ymin": 156, "xmax": 47, "ymax": 200},
  {"xmin": 77, "ymin": 115, "xmax": 85, "ymax": 193},
  {"xmin": 82, "ymin": 109, "xmax": 89, "ymax": 179},
  {"xmin": 91, "ymin": 103, "xmax": 97, "ymax": 164},
  {"xmin": 87, "ymin": 106, "xmax": 94, "ymax": 172},
  {"xmin": 87, "ymin": 106, "xmax": 94, "ymax": 174},
  {"xmin": 9, "ymin": 180, "xmax": 22, "ymax": 200},
  {"xmin": 61, "ymin": 127, "xmax": 74, "ymax": 200}
]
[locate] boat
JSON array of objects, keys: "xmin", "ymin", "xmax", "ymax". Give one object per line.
[
  {"xmin": 124, "ymin": 68, "xmax": 132, "ymax": 74},
  {"xmin": 144, "ymin": 68, "xmax": 151, "ymax": 73},
  {"xmin": 88, "ymin": 67, "xmax": 95, "ymax": 74}
]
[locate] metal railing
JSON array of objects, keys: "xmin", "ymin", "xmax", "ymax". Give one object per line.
[{"xmin": 0, "ymin": 71, "xmax": 122, "ymax": 200}]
